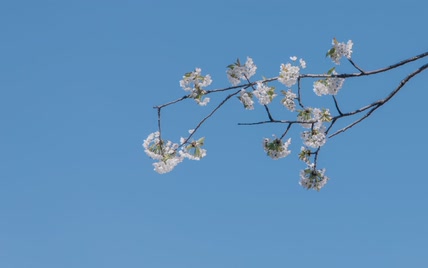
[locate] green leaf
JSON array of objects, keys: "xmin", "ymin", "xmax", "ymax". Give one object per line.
[
  {"xmin": 326, "ymin": 48, "xmax": 335, "ymax": 57},
  {"xmin": 327, "ymin": 67, "xmax": 336, "ymax": 75},
  {"xmin": 196, "ymin": 137, "xmax": 205, "ymax": 145}
]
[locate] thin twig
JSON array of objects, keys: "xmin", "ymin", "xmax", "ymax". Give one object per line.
[
  {"xmin": 154, "ymin": 95, "xmax": 189, "ymax": 109},
  {"xmin": 238, "ymin": 119, "xmax": 317, "ymax": 126},
  {"xmin": 264, "ymin": 105, "xmax": 275, "ymax": 121},
  {"xmin": 280, "ymin": 123, "xmax": 293, "ymax": 139},
  {"xmin": 348, "ymin": 58, "xmax": 366, "ymax": 73},
  {"xmin": 325, "ymin": 118, "xmax": 337, "ymax": 135},
  {"xmin": 179, "ymin": 90, "xmax": 241, "ymax": 146},
  {"xmin": 332, "ymin": 95, "xmax": 343, "ymax": 115},
  {"xmin": 297, "ymin": 77, "xmax": 305, "ymax": 109}
]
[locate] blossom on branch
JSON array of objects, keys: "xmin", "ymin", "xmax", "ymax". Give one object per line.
[
  {"xmin": 263, "ymin": 137, "xmax": 291, "ymax": 160},
  {"xmin": 298, "ymin": 146, "xmax": 311, "ymax": 164},
  {"xmin": 299, "ymin": 164, "xmax": 329, "ymax": 191},
  {"xmin": 179, "ymin": 137, "xmax": 207, "ymax": 160},
  {"xmin": 326, "ymin": 38, "xmax": 353, "ymax": 64},
  {"xmin": 301, "ymin": 125, "xmax": 327, "ymax": 148},
  {"xmin": 153, "ymin": 157, "xmax": 183, "ymax": 174},
  {"xmin": 143, "ymin": 132, "xmax": 184, "ymax": 174},
  {"xmin": 278, "ymin": 62, "xmax": 300, "ymax": 87},
  {"xmin": 179, "ymin": 68, "xmax": 212, "ymax": 106},
  {"xmin": 226, "ymin": 57, "xmax": 257, "ymax": 86},
  {"xmin": 238, "ymin": 89, "xmax": 254, "ymax": 110},
  {"xmin": 253, "ymin": 82, "xmax": 276, "ymax": 105},
  {"xmin": 313, "ymin": 108, "xmax": 332, "ymax": 124},
  {"xmin": 297, "ymin": 108, "xmax": 314, "ymax": 128},
  {"xmin": 297, "ymin": 108, "xmax": 331, "ymax": 128},
  {"xmin": 281, "ymin": 89, "xmax": 297, "ymax": 111},
  {"xmin": 313, "ymin": 70, "xmax": 345, "ymax": 96}
]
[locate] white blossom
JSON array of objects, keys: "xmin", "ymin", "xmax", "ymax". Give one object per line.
[
  {"xmin": 180, "ymin": 68, "xmax": 212, "ymax": 91},
  {"xmin": 143, "ymin": 132, "xmax": 184, "ymax": 174},
  {"xmin": 328, "ymin": 39, "xmax": 353, "ymax": 64},
  {"xmin": 278, "ymin": 63, "xmax": 300, "ymax": 87},
  {"xmin": 179, "ymin": 68, "xmax": 212, "ymax": 105},
  {"xmin": 143, "ymin": 131, "xmax": 163, "ymax": 160},
  {"xmin": 312, "ymin": 108, "xmax": 332, "ymax": 123},
  {"xmin": 280, "ymin": 89, "xmax": 297, "ymax": 111},
  {"xmin": 179, "ymin": 137, "xmax": 207, "ymax": 160},
  {"xmin": 298, "ymin": 146, "xmax": 311, "ymax": 164},
  {"xmin": 244, "ymin": 57, "xmax": 257, "ymax": 78},
  {"xmin": 297, "ymin": 108, "xmax": 331, "ymax": 129},
  {"xmin": 299, "ymin": 165, "xmax": 329, "ymax": 191},
  {"xmin": 263, "ymin": 138, "xmax": 291, "ymax": 160},
  {"xmin": 153, "ymin": 156, "xmax": 183, "ymax": 174},
  {"xmin": 299, "ymin": 58, "xmax": 307, "ymax": 69},
  {"xmin": 227, "ymin": 70, "xmax": 241, "ymax": 86},
  {"xmin": 301, "ymin": 125, "xmax": 327, "ymax": 148},
  {"xmin": 313, "ymin": 73, "xmax": 345, "ymax": 96},
  {"xmin": 195, "ymin": 97, "xmax": 210, "ymax": 106},
  {"xmin": 313, "ymin": 80, "xmax": 329, "ymax": 96},
  {"xmin": 290, "ymin": 56, "xmax": 297, "ymax": 61},
  {"xmin": 297, "ymin": 108, "xmax": 314, "ymax": 128},
  {"xmin": 253, "ymin": 82, "xmax": 276, "ymax": 105},
  {"xmin": 226, "ymin": 57, "xmax": 257, "ymax": 86},
  {"xmin": 238, "ymin": 89, "xmax": 254, "ymax": 110}
]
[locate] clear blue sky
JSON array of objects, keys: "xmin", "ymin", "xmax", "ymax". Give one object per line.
[{"xmin": 1, "ymin": 0, "xmax": 427, "ymax": 267}]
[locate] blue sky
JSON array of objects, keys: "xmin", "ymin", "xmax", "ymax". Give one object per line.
[{"xmin": 1, "ymin": 0, "xmax": 427, "ymax": 267}]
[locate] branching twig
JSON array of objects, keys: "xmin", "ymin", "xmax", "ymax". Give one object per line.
[
  {"xmin": 148, "ymin": 47, "xmax": 428, "ymax": 187},
  {"xmin": 329, "ymin": 63, "xmax": 428, "ymax": 138}
]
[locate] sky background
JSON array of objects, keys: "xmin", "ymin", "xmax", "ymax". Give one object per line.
[{"xmin": 1, "ymin": 0, "xmax": 427, "ymax": 267}]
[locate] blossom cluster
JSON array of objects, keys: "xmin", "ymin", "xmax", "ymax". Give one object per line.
[
  {"xmin": 179, "ymin": 68, "xmax": 212, "ymax": 106},
  {"xmin": 143, "ymin": 131, "xmax": 182, "ymax": 174},
  {"xmin": 277, "ymin": 56, "xmax": 306, "ymax": 111},
  {"xmin": 143, "ymin": 131, "xmax": 207, "ymax": 174},
  {"xmin": 281, "ymin": 89, "xmax": 297, "ymax": 111},
  {"xmin": 278, "ymin": 56, "xmax": 306, "ymax": 86},
  {"xmin": 301, "ymin": 126, "xmax": 327, "ymax": 148},
  {"xmin": 299, "ymin": 164, "xmax": 329, "ymax": 191},
  {"xmin": 298, "ymin": 146, "xmax": 311, "ymax": 164},
  {"xmin": 313, "ymin": 70, "xmax": 345, "ymax": 96},
  {"xmin": 238, "ymin": 89, "xmax": 254, "ymax": 110},
  {"xmin": 297, "ymin": 108, "xmax": 331, "ymax": 148},
  {"xmin": 146, "ymin": 39, "xmax": 359, "ymax": 191},
  {"xmin": 263, "ymin": 137, "xmax": 292, "ymax": 160},
  {"xmin": 226, "ymin": 57, "xmax": 257, "ymax": 86},
  {"xmin": 297, "ymin": 107, "xmax": 332, "ymax": 128},
  {"xmin": 179, "ymin": 136, "xmax": 206, "ymax": 160},
  {"xmin": 233, "ymin": 58, "xmax": 277, "ymax": 109},
  {"xmin": 327, "ymin": 38, "xmax": 353, "ymax": 64},
  {"xmin": 253, "ymin": 82, "xmax": 276, "ymax": 105}
]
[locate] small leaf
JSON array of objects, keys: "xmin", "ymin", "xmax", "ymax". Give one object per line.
[{"xmin": 327, "ymin": 67, "xmax": 336, "ymax": 75}]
